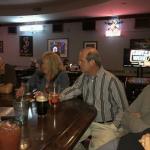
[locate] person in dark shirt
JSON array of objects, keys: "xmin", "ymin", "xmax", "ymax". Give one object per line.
[{"xmin": 0, "ymin": 57, "xmax": 16, "ymax": 94}]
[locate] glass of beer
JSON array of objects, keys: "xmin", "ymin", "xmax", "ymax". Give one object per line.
[
  {"xmin": 36, "ymin": 95, "xmax": 48, "ymax": 116},
  {"xmin": 0, "ymin": 120, "xmax": 21, "ymax": 150}
]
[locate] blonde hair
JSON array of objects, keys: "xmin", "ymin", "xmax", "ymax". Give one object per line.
[{"xmin": 42, "ymin": 51, "xmax": 64, "ymax": 79}]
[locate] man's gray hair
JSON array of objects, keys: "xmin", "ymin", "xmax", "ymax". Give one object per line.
[{"xmin": 86, "ymin": 51, "xmax": 101, "ymax": 67}]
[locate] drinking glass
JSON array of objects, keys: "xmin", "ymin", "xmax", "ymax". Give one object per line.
[
  {"xmin": 36, "ymin": 95, "xmax": 48, "ymax": 116},
  {"xmin": 13, "ymin": 100, "xmax": 29, "ymax": 125},
  {"xmin": 0, "ymin": 120, "xmax": 21, "ymax": 150},
  {"xmin": 48, "ymin": 83, "xmax": 60, "ymax": 107}
]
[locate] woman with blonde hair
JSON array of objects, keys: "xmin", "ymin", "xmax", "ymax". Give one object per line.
[{"xmin": 17, "ymin": 52, "xmax": 69, "ymax": 97}]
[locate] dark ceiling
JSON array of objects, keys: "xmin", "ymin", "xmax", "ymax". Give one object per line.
[{"xmin": 0, "ymin": 0, "xmax": 150, "ymax": 23}]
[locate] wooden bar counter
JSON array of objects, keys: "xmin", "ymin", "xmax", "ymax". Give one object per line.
[{"xmin": 0, "ymin": 98, "xmax": 97, "ymax": 150}]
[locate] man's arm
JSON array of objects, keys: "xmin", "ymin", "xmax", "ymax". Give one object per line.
[
  {"xmin": 0, "ymin": 83, "xmax": 13, "ymax": 94},
  {"xmin": 122, "ymin": 111, "xmax": 150, "ymax": 133},
  {"xmin": 60, "ymin": 74, "xmax": 85, "ymax": 101},
  {"xmin": 110, "ymin": 78, "xmax": 129, "ymax": 128},
  {"xmin": 122, "ymin": 85, "xmax": 150, "ymax": 133}
]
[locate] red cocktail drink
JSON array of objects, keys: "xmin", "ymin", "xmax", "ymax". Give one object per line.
[
  {"xmin": 49, "ymin": 93, "xmax": 59, "ymax": 105},
  {"xmin": 0, "ymin": 121, "xmax": 21, "ymax": 150}
]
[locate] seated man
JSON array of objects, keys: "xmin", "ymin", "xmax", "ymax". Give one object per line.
[
  {"xmin": 99, "ymin": 84, "xmax": 150, "ymax": 150},
  {"xmin": 0, "ymin": 57, "xmax": 16, "ymax": 94},
  {"xmin": 61, "ymin": 48, "xmax": 128, "ymax": 149}
]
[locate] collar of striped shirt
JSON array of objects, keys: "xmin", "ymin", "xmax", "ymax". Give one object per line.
[{"xmin": 84, "ymin": 66, "xmax": 104, "ymax": 79}]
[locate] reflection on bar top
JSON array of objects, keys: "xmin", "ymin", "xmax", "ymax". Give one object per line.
[{"xmin": 0, "ymin": 107, "xmax": 14, "ymax": 116}]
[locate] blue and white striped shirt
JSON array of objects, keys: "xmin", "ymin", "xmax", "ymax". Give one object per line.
[{"xmin": 61, "ymin": 67, "xmax": 129, "ymax": 127}]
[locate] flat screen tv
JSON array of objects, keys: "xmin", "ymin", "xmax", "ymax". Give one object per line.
[{"xmin": 123, "ymin": 48, "xmax": 150, "ymax": 67}]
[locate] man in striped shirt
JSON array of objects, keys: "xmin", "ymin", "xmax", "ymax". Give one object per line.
[{"xmin": 61, "ymin": 48, "xmax": 128, "ymax": 150}]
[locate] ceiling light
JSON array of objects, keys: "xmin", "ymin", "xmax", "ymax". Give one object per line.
[
  {"xmin": 105, "ymin": 18, "xmax": 122, "ymax": 37},
  {"xmin": 14, "ymin": 15, "xmax": 45, "ymax": 23},
  {"xmin": 19, "ymin": 25, "xmax": 43, "ymax": 32}
]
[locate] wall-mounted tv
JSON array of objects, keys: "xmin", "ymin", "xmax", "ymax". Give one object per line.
[{"xmin": 123, "ymin": 48, "xmax": 150, "ymax": 67}]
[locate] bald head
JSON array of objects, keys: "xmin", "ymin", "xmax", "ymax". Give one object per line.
[{"xmin": 80, "ymin": 48, "xmax": 101, "ymax": 67}]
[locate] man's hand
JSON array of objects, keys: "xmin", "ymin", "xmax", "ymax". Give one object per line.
[
  {"xmin": 34, "ymin": 91, "xmax": 44, "ymax": 98},
  {"xmin": 59, "ymin": 93, "xmax": 64, "ymax": 101},
  {"xmin": 130, "ymin": 112, "xmax": 141, "ymax": 118},
  {"xmin": 139, "ymin": 134, "xmax": 150, "ymax": 150}
]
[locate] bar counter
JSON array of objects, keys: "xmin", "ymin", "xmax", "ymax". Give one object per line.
[{"xmin": 0, "ymin": 98, "xmax": 97, "ymax": 150}]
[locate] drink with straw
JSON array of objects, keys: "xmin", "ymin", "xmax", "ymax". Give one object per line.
[{"xmin": 48, "ymin": 83, "xmax": 60, "ymax": 106}]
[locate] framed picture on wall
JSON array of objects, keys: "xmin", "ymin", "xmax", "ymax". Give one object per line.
[
  {"xmin": 47, "ymin": 39, "xmax": 68, "ymax": 57},
  {"xmin": 83, "ymin": 41, "xmax": 97, "ymax": 49},
  {"xmin": 19, "ymin": 36, "xmax": 33, "ymax": 57},
  {"xmin": 130, "ymin": 39, "xmax": 150, "ymax": 49},
  {"xmin": 0, "ymin": 41, "xmax": 3, "ymax": 53}
]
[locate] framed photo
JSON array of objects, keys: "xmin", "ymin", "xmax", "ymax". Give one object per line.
[
  {"xmin": 19, "ymin": 36, "xmax": 33, "ymax": 57},
  {"xmin": 0, "ymin": 41, "xmax": 3, "ymax": 53},
  {"xmin": 130, "ymin": 39, "xmax": 150, "ymax": 49},
  {"xmin": 48, "ymin": 39, "xmax": 68, "ymax": 57},
  {"xmin": 83, "ymin": 41, "xmax": 97, "ymax": 49}
]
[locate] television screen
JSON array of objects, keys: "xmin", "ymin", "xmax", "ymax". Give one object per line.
[{"xmin": 123, "ymin": 49, "xmax": 150, "ymax": 67}]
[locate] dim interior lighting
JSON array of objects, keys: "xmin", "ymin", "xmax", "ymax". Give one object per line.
[
  {"xmin": 106, "ymin": 29, "xmax": 121, "ymax": 37},
  {"xmin": 105, "ymin": 18, "xmax": 122, "ymax": 37},
  {"xmin": 14, "ymin": 15, "xmax": 45, "ymax": 23},
  {"xmin": 19, "ymin": 25, "xmax": 43, "ymax": 32}
]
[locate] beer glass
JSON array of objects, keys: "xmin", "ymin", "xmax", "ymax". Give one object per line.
[{"xmin": 36, "ymin": 95, "xmax": 48, "ymax": 116}]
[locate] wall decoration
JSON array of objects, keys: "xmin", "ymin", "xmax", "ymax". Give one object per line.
[
  {"xmin": 130, "ymin": 39, "xmax": 150, "ymax": 49},
  {"xmin": 20, "ymin": 36, "xmax": 33, "ymax": 57},
  {"xmin": 0, "ymin": 41, "xmax": 3, "ymax": 53},
  {"xmin": 83, "ymin": 41, "xmax": 97, "ymax": 49},
  {"xmin": 48, "ymin": 39, "xmax": 68, "ymax": 57}
]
